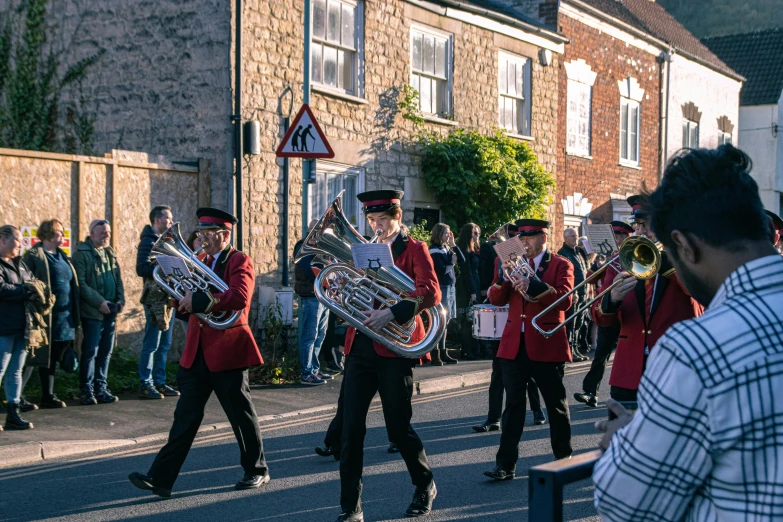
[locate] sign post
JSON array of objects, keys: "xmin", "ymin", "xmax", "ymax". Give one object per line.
[{"xmin": 303, "ymin": 0, "xmax": 312, "ymax": 237}]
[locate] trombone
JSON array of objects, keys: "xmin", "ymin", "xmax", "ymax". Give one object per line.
[{"xmin": 530, "ymin": 236, "xmax": 663, "ymax": 338}]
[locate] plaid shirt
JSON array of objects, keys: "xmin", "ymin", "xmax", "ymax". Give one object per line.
[{"xmin": 593, "ymin": 255, "xmax": 783, "ymax": 521}]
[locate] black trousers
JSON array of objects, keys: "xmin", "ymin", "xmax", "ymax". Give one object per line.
[
  {"xmin": 147, "ymin": 349, "xmax": 267, "ymax": 489},
  {"xmin": 581, "ymin": 323, "xmax": 621, "ymax": 395},
  {"xmin": 340, "ymin": 335, "xmax": 433, "ymax": 514},
  {"xmin": 496, "ymin": 338, "xmax": 572, "ymax": 468},
  {"xmin": 610, "ymin": 385, "xmax": 637, "ymax": 402},
  {"xmin": 487, "ymin": 341, "xmax": 542, "ymax": 424},
  {"xmin": 564, "ymin": 294, "xmax": 586, "ymax": 352},
  {"xmin": 325, "ymin": 371, "xmax": 393, "ymax": 449}
]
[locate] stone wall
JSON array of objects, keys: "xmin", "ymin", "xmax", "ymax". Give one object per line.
[
  {"xmin": 0, "ymin": 148, "xmax": 207, "ymax": 355},
  {"xmin": 552, "ymin": 11, "xmax": 660, "ymax": 238}
]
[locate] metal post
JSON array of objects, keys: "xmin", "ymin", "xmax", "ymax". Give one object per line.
[
  {"xmin": 282, "ymin": 116, "xmax": 291, "ymax": 287},
  {"xmin": 302, "ymin": 0, "xmax": 312, "ymax": 237}
]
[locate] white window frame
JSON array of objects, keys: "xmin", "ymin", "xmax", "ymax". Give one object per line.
[
  {"xmin": 718, "ymin": 131, "xmax": 732, "ymax": 145},
  {"xmin": 619, "ymin": 98, "xmax": 640, "ymax": 166},
  {"xmin": 566, "ymin": 80, "xmax": 592, "ymax": 156},
  {"xmin": 682, "ymin": 119, "xmax": 699, "ymax": 148},
  {"xmin": 410, "ymin": 24, "xmax": 453, "ymax": 117},
  {"xmin": 311, "ymin": 0, "xmax": 364, "ymax": 97},
  {"xmin": 308, "ymin": 161, "xmax": 367, "ymax": 236},
  {"xmin": 498, "ymin": 51, "xmax": 532, "ymax": 136}
]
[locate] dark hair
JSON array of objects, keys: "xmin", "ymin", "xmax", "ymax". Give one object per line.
[
  {"xmin": 648, "ymin": 145, "xmax": 769, "ymax": 254},
  {"xmin": 457, "ymin": 223, "xmax": 480, "ymax": 253},
  {"xmin": 0, "ymin": 225, "xmax": 19, "ymax": 240},
  {"xmin": 149, "ymin": 205, "xmax": 171, "ymax": 225},
  {"xmin": 430, "ymin": 223, "xmax": 449, "ymax": 246},
  {"xmin": 186, "ymin": 230, "xmax": 199, "ymax": 251},
  {"xmin": 37, "ymin": 219, "xmax": 65, "ymax": 241}
]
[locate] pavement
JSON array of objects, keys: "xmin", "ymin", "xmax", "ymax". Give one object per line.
[{"xmin": 0, "ymin": 366, "xmax": 608, "ymax": 521}]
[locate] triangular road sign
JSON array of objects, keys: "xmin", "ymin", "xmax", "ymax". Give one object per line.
[{"xmin": 276, "ymin": 104, "xmax": 335, "ymax": 158}]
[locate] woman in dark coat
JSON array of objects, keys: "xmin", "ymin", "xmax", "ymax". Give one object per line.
[
  {"xmin": 21, "ymin": 219, "xmax": 80, "ymax": 409},
  {"xmin": 456, "ymin": 223, "xmax": 481, "ymax": 360},
  {"xmin": 428, "ymin": 223, "xmax": 463, "ymax": 365}
]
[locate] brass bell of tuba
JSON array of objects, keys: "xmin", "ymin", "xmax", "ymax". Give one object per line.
[
  {"xmin": 295, "ymin": 192, "xmax": 446, "ymax": 359},
  {"xmin": 150, "ymin": 223, "xmax": 242, "ymax": 329}
]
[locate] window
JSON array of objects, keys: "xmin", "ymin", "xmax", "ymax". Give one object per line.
[
  {"xmin": 312, "ymin": 0, "xmax": 362, "ymax": 95},
  {"xmin": 413, "ymin": 208, "xmax": 440, "ymax": 231},
  {"xmin": 717, "ymin": 116, "xmax": 734, "ymax": 146},
  {"xmin": 682, "ymin": 120, "xmax": 699, "ymax": 148},
  {"xmin": 718, "ymin": 131, "xmax": 732, "ymax": 145},
  {"xmin": 498, "ymin": 53, "xmax": 531, "ymax": 136},
  {"xmin": 410, "ymin": 26, "xmax": 452, "ymax": 116},
  {"xmin": 567, "ymin": 80, "xmax": 592, "ymax": 155},
  {"xmin": 620, "ymin": 98, "xmax": 640, "ymax": 164},
  {"xmin": 308, "ymin": 162, "xmax": 366, "ymax": 235}
]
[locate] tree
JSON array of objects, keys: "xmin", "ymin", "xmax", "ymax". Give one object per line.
[{"xmin": 0, "ymin": 0, "xmax": 104, "ymax": 153}]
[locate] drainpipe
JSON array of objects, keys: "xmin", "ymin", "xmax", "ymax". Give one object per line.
[
  {"xmin": 658, "ymin": 49, "xmax": 673, "ymax": 181},
  {"xmin": 233, "ymin": 0, "xmax": 244, "ymax": 250}
]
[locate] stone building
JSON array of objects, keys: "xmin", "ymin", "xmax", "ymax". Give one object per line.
[
  {"xmin": 497, "ymin": 0, "xmax": 741, "ymax": 239},
  {"xmin": 704, "ymin": 29, "xmax": 783, "ymax": 214},
  {"xmin": 46, "ymin": 0, "xmax": 566, "ymax": 304}
]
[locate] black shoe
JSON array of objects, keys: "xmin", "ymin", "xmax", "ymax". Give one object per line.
[
  {"xmin": 388, "ymin": 442, "xmax": 400, "ymax": 453},
  {"xmin": 18, "ymin": 396, "xmax": 38, "ymax": 412},
  {"xmin": 441, "ymin": 349, "xmax": 458, "ymax": 364},
  {"xmin": 41, "ymin": 395, "xmax": 67, "ymax": 409},
  {"xmin": 533, "ymin": 410, "xmax": 547, "ymax": 425},
  {"xmin": 405, "ymin": 481, "xmax": 436, "ymax": 517},
  {"xmin": 5, "ymin": 403, "xmax": 33, "ymax": 430},
  {"xmin": 572, "ymin": 350, "xmax": 588, "ymax": 362},
  {"xmin": 96, "ymin": 389, "xmax": 119, "ymax": 404},
  {"xmin": 484, "ymin": 465, "xmax": 515, "ymax": 481},
  {"xmin": 315, "ymin": 445, "xmax": 337, "ymax": 458},
  {"xmin": 472, "ymin": 423, "xmax": 500, "ymax": 433},
  {"xmin": 336, "ymin": 512, "xmax": 364, "ymax": 522},
  {"xmin": 573, "ymin": 392, "xmax": 598, "ymax": 408},
  {"xmin": 128, "ymin": 472, "xmax": 171, "ymax": 498},
  {"xmin": 235, "ymin": 473, "xmax": 270, "ymax": 490}
]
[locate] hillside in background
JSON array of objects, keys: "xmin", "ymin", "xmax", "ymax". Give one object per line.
[{"xmin": 658, "ymin": 0, "xmax": 783, "ymax": 38}]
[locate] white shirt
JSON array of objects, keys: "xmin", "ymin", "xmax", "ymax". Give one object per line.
[
  {"xmin": 521, "ymin": 247, "xmax": 547, "ymax": 332},
  {"xmin": 593, "ymin": 255, "xmax": 783, "ymax": 521}
]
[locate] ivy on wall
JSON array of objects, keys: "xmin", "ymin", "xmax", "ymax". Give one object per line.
[{"xmin": 0, "ymin": 0, "xmax": 104, "ymax": 154}]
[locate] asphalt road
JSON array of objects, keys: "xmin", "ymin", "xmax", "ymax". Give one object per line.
[{"xmin": 0, "ymin": 366, "xmax": 608, "ymax": 522}]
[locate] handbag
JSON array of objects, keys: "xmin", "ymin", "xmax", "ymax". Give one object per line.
[{"xmin": 59, "ymin": 342, "xmax": 79, "ymax": 374}]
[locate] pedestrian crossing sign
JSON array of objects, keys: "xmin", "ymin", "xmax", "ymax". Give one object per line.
[{"xmin": 275, "ymin": 104, "xmax": 335, "ymax": 159}]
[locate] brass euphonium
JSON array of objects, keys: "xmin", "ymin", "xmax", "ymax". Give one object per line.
[
  {"xmin": 295, "ymin": 192, "xmax": 446, "ymax": 359},
  {"xmin": 150, "ymin": 223, "xmax": 242, "ymax": 329}
]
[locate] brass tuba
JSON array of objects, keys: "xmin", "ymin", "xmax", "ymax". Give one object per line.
[
  {"xmin": 295, "ymin": 192, "xmax": 446, "ymax": 359},
  {"xmin": 150, "ymin": 223, "xmax": 242, "ymax": 329}
]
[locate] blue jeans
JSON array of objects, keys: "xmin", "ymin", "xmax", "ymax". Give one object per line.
[
  {"xmin": 80, "ymin": 315, "xmax": 117, "ymax": 394},
  {"xmin": 298, "ymin": 297, "xmax": 329, "ymax": 378},
  {"xmin": 138, "ymin": 305, "xmax": 174, "ymax": 386},
  {"xmin": 0, "ymin": 333, "xmax": 27, "ymax": 404}
]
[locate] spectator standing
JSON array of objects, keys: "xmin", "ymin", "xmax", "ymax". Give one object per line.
[
  {"xmin": 594, "ymin": 145, "xmax": 783, "ymax": 521},
  {"xmin": 136, "ymin": 206, "xmax": 179, "ymax": 400},
  {"xmin": 73, "ymin": 220, "xmax": 124, "ymax": 405},
  {"xmin": 428, "ymin": 223, "xmax": 462, "ymax": 365},
  {"xmin": 0, "ymin": 225, "xmax": 35, "ymax": 430},
  {"xmin": 456, "ymin": 223, "xmax": 481, "ymax": 360},
  {"xmin": 20, "ymin": 219, "xmax": 80, "ymax": 409},
  {"xmin": 557, "ymin": 228, "xmax": 588, "ymax": 361},
  {"xmin": 294, "ymin": 219, "xmax": 331, "ymax": 386}
]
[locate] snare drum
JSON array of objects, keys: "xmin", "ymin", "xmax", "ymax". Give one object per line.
[{"xmin": 471, "ymin": 305, "xmax": 509, "ymax": 340}]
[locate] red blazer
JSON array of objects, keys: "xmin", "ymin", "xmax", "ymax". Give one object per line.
[
  {"xmin": 344, "ymin": 233, "xmax": 441, "ymax": 361},
  {"xmin": 593, "ymin": 263, "xmax": 702, "ymax": 390},
  {"xmin": 180, "ymin": 247, "xmax": 264, "ymax": 372},
  {"xmin": 488, "ymin": 249, "xmax": 574, "ymax": 363}
]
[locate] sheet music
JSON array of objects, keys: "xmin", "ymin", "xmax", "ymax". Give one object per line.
[
  {"xmin": 584, "ymin": 224, "xmax": 618, "ymax": 256},
  {"xmin": 351, "ymin": 243, "xmax": 394, "ymax": 270},
  {"xmin": 493, "ymin": 236, "xmax": 527, "ymax": 264},
  {"xmin": 156, "ymin": 255, "xmax": 192, "ymax": 278}
]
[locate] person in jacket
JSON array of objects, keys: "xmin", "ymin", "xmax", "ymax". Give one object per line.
[
  {"xmin": 427, "ymin": 223, "xmax": 462, "ymax": 365},
  {"xmin": 337, "ymin": 190, "xmax": 440, "ymax": 522},
  {"xmin": 73, "ymin": 219, "xmax": 125, "ymax": 406},
  {"xmin": 294, "ymin": 219, "xmax": 332, "ymax": 386},
  {"xmin": 456, "ymin": 223, "xmax": 481, "ymax": 360},
  {"xmin": 129, "ymin": 207, "xmax": 269, "ymax": 497},
  {"xmin": 557, "ymin": 228, "xmax": 589, "ymax": 362},
  {"xmin": 136, "ymin": 205, "xmax": 179, "ymax": 400},
  {"xmin": 484, "ymin": 219, "xmax": 575, "ymax": 481},
  {"xmin": 19, "ymin": 219, "xmax": 79, "ymax": 409},
  {"xmin": 0, "ymin": 225, "xmax": 35, "ymax": 430}
]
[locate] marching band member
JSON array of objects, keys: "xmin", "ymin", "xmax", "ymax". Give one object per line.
[
  {"xmin": 337, "ymin": 190, "xmax": 440, "ymax": 522},
  {"xmin": 129, "ymin": 208, "xmax": 268, "ymax": 497},
  {"xmin": 484, "ymin": 219, "xmax": 575, "ymax": 481},
  {"xmin": 574, "ymin": 220, "xmax": 633, "ymax": 407},
  {"xmin": 592, "ymin": 196, "xmax": 702, "ymax": 402}
]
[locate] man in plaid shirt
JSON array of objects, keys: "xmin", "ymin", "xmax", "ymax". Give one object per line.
[{"xmin": 593, "ymin": 144, "xmax": 783, "ymax": 521}]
